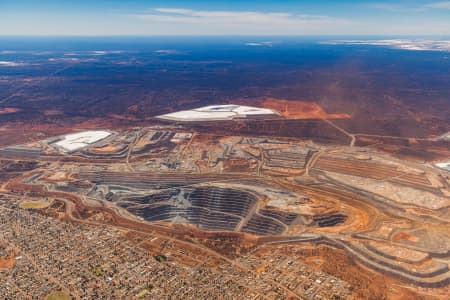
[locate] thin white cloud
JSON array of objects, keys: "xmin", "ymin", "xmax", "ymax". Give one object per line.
[
  {"xmin": 126, "ymin": 8, "xmax": 450, "ymax": 35},
  {"xmin": 425, "ymin": 1, "xmax": 450, "ymax": 9},
  {"xmin": 134, "ymin": 7, "xmax": 348, "ymax": 27},
  {"xmin": 245, "ymin": 42, "xmax": 273, "ymax": 46},
  {"xmin": 369, "ymin": 3, "xmax": 425, "ymax": 12},
  {"xmin": 371, "ymin": 1, "xmax": 450, "ymax": 11},
  {"xmin": 155, "ymin": 8, "xmax": 290, "ymax": 19}
]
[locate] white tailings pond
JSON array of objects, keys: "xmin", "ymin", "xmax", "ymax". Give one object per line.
[
  {"xmin": 435, "ymin": 161, "xmax": 450, "ymax": 172},
  {"xmin": 54, "ymin": 130, "xmax": 112, "ymax": 152},
  {"xmin": 156, "ymin": 104, "xmax": 279, "ymax": 121}
]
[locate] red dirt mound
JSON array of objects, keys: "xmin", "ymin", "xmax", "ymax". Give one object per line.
[{"xmin": 260, "ymin": 98, "xmax": 351, "ymax": 119}]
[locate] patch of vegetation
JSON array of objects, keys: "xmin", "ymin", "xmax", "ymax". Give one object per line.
[
  {"xmin": 91, "ymin": 263, "xmax": 112, "ymax": 276},
  {"xmin": 45, "ymin": 291, "xmax": 71, "ymax": 300},
  {"xmin": 154, "ymin": 254, "xmax": 167, "ymax": 262},
  {"xmin": 92, "ymin": 267, "xmax": 103, "ymax": 276},
  {"xmin": 137, "ymin": 286, "xmax": 153, "ymax": 298}
]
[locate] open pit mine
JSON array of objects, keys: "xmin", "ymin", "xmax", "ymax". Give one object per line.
[{"xmin": 0, "ymin": 118, "xmax": 449, "ymax": 299}]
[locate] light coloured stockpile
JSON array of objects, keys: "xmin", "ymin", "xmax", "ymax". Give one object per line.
[
  {"xmin": 325, "ymin": 171, "xmax": 450, "ymax": 210},
  {"xmin": 55, "ymin": 130, "xmax": 111, "ymax": 151}
]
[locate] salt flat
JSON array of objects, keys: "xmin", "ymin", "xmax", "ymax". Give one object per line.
[{"xmin": 324, "ymin": 39, "xmax": 450, "ymax": 52}]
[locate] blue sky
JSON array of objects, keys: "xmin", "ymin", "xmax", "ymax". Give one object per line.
[{"xmin": 1, "ymin": 0, "xmax": 450, "ymax": 36}]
